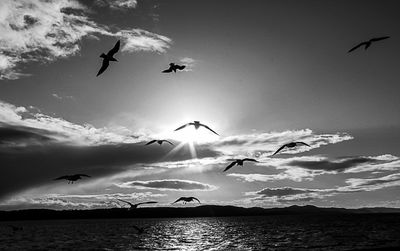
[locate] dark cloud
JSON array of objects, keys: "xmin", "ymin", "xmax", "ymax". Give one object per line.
[
  {"xmin": 255, "ymin": 187, "xmax": 311, "ymax": 197},
  {"xmin": 346, "ymin": 173, "xmax": 400, "ymax": 188},
  {"xmin": 287, "ymin": 157, "xmax": 376, "ymax": 171},
  {"xmin": 0, "ymin": 141, "xmax": 218, "ymax": 201},
  {"xmin": 0, "ymin": 125, "xmax": 57, "ymax": 146},
  {"xmin": 118, "ymin": 179, "xmax": 216, "ymax": 191}
]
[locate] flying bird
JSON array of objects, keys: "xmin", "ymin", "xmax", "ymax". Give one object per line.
[
  {"xmin": 174, "ymin": 121, "xmax": 219, "ymax": 135},
  {"xmin": 145, "ymin": 139, "xmax": 174, "ymax": 146},
  {"xmin": 117, "ymin": 199, "xmax": 157, "ymax": 210},
  {"xmin": 54, "ymin": 174, "xmax": 90, "ymax": 184},
  {"xmin": 223, "ymin": 158, "xmax": 258, "ymax": 172},
  {"xmin": 272, "ymin": 142, "xmax": 310, "ymax": 156},
  {"xmin": 172, "ymin": 197, "xmax": 201, "ymax": 204},
  {"xmin": 162, "ymin": 63, "xmax": 186, "ymax": 73},
  {"xmin": 131, "ymin": 224, "xmax": 145, "ymax": 234},
  {"xmin": 96, "ymin": 40, "xmax": 120, "ymax": 76},
  {"xmin": 348, "ymin": 36, "xmax": 390, "ymax": 53},
  {"xmin": 7, "ymin": 225, "xmax": 23, "ymax": 232}
]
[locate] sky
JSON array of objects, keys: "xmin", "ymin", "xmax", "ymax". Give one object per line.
[{"xmin": 0, "ymin": 0, "xmax": 400, "ymax": 210}]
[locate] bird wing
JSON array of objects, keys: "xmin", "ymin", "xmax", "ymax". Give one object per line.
[
  {"xmin": 138, "ymin": 201, "xmax": 158, "ymax": 206},
  {"xmin": 172, "ymin": 197, "xmax": 183, "ymax": 204},
  {"xmin": 176, "ymin": 65, "xmax": 186, "ymax": 70},
  {"xmin": 131, "ymin": 225, "xmax": 143, "ymax": 232},
  {"xmin": 145, "ymin": 140, "xmax": 157, "ymax": 145},
  {"xmin": 108, "ymin": 40, "xmax": 120, "ymax": 56},
  {"xmin": 190, "ymin": 197, "xmax": 201, "ymax": 203},
  {"xmin": 296, "ymin": 142, "xmax": 310, "ymax": 147},
  {"xmin": 200, "ymin": 124, "xmax": 219, "ymax": 135},
  {"xmin": 76, "ymin": 174, "xmax": 90, "ymax": 178},
  {"xmin": 96, "ymin": 59, "xmax": 109, "ymax": 76},
  {"xmin": 348, "ymin": 42, "xmax": 367, "ymax": 53},
  {"xmin": 370, "ymin": 36, "xmax": 390, "ymax": 42},
  {"xmin": 54, "ymin": 175, "xmax": 69, "ymax": 180},
  {"xmin": 162, "ymin": 66, "xmax": 173, "ymax": 73},
  {"xmin": 272, "ymin": 145, "xmax": 286, "ymax": 156},
  {"xmin": 223, "ymin": 161, "xmax": 237, "ymax": 172},
  {"xmin": 174, "ymin": 123, "xmax": 190, "ymax": 131},
  {"xmin": 243, "ymin": 158, "xmax": 258, "ymax": 162},
  {"xmin": 163, "ymin": 140, "xmax": 174, "ymax": 145},
  {"xmin": 117, "ymin": 199, "xmax": 134, "ymax": 206}
]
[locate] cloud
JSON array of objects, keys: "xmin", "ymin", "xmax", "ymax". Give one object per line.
[
  {"xmin": 0, "ymin": 0, "xmax": 171, "ymax": 80},
  {"xmin": 179, "ymin": 57, "xmax": 196, "ymax": 71},
  {"xmin": 245, "ymin": 172, "xmax": 400, "ymax": 204},
  {"xmin": 287, "ymin": 155, "xmax": 400, "ymax": 173},
  {"xmin": 236, "ymin": 155, "xmax": 400, "ymax": 183},
  {"xmin": 0, "ymin": 124, "xmax": 57, "ymax": 147},
  {"xmin": 0, "ymin": 191, "xmax": 166, "ymax": 210},
  {"xmin": 52, "ymin": 93, "xmax": 74, "ymax": 100},
  {"xmin": 245, "ymin": 186, "xmax": 327, "ymax": 204},
  {"xmin": 248, "ymin": 187, "xmax": 313, "ymax": 197},
  {"xmin": 95, "ymin": 0, "xmax": 137, "ymax": 9},
  {"xmin": 0, "ymin": 99, "xmax": 222, "ymax": 200},
  {"xmin": 116, "ymin": 179, "xmax": 218, "ymax": 191},
  {"xmin": 227, "ymin": 173, "xmax": 292, "ymax": 182},
  {"xmin": 0, "ymin": 100, "xmax": 141, "ymax": 146},
  {"xmin": 342, "ymin": 173, "xmax": 400, "ymax": 192},
  {"xmin": 288, "ymin": 156, "xmax": 374, "ymax": 171},
  {"xmin": 209, "ymin": 129, "xmax": 353, "ymax": 157},
  {"xmin": 52, "ymin": 94, "xmax": 62, "ymax": 100},
  {"xmin": 116, "ymin": 29, "xmax": 171, "ymax": 53}
]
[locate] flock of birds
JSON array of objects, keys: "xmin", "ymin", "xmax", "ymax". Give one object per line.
[{"xmin": 51, "ymin": 35, "xmax": 390, "ymax": 216}]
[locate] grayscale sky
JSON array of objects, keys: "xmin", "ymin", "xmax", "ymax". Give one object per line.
[{"xmin": 0, "ymin": 0, "xmax": 400, "ymax": 210}]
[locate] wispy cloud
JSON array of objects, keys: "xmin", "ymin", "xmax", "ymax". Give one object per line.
[
  {"xmin": 51, "ymin": 93, "xmax": 74, "ymax": 101},
  {"xmin": 227, "ymin": 173, "xmax": 292, "ymax": 182},
  {"xmin": 287, "ymin": 155, "xmax": 400, "ymax": 174},
  {"xmin": 209, "ymin": 129, "xmax": 353, "ymax": 157},
  {"xmin": 95, "ymin": 0, "xmax": 137, "ymax": 9},
  {"xmin": 342, "ymin": 173, "xmax": 400, "ymax": 192},
  {"xmin": 179, "ymin": 57, "xmax": 196, "ymax": 71},
  {"xmin": 0, "ymin": 0, "xmax": 171, "ymax": 80},
  {"xmin": 229, "ymin": 154, "xmax": 400, "ymax": 182},
  {"xmin": 0, "ymin": 192, "xmax": 156, "ymax": 210},
  {"xmin": 245, "ymin": 171, "xmax": 400, "ymax": 205},
  {"xmin": 116, "ymin": 179, "xmax": 218, "ymax": 191},
  {"xmin": 0, "ymin": 100, "xmax": 140, "ymax": 146}
]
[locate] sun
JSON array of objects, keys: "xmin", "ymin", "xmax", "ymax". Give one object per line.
[
  {"xmin": 156, "ymin": 124, "xmax": 219, "ymax": 145},
  {"xmin": 168, "ymin": 126, "xmax": 219, "ymax": 144},
  {"xmin": 160, "ymin": 127, "xmax": 219, "ymax": 159}
]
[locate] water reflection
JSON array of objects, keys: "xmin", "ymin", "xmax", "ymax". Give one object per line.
[{"xmin": 1, "ymin": 215, "xmax": 400, "ymax": 250}]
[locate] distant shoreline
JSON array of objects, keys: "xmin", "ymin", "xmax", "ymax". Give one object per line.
[{"xmin": 1, "ymin": 205, "xmax": 400, "ymax": 221}]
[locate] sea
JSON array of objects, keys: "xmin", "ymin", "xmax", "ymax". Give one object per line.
[{"xmin": 1, "ymin": 214, "xmax": 400, "ymax": 250}]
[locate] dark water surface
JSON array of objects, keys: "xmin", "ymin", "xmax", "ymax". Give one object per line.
[{"xmin": 1, "ymin": 214, "xmax": 400, "ymax": 250}]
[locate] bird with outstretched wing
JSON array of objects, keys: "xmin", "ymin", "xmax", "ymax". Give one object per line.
[{"xmin": 97, "ymin": 40, "xmax": 120, "ymax": 76}]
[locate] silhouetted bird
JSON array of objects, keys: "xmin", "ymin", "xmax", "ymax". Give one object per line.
[
  {"xmin": 7, "ymin": 225, "xmax": 23, "ymax": 232},
  {"xmin": 175, "ymin": 121, "xmax": 219, "ymax": 135},
  {"xmin": 272, "ymin": 142, "xmax": 310, "ymax": 156},
  {"xmin": 117, "ymin": 199, "xmax": 157, "ymax": 210},
  {"xmin": 131, "ymin": 224, "xmax": 145, "ymax": 234},
  {"xmin": 145, "ymin": 139, "xmax": 174, "ymax": 146},
  {"xmin": 223, "ymin": 158, "xmax": 258, "ymax": 172},
  {"xmin": 162, "ymin": 63, "xmax": 186, "ymax": 73},
  {"xmin": 54, "ymin": 174, "xmax": 91, "ymax": 184},
  {"xmin": 96, "ymin": 40, "xmax": 120, "ymax": 76},
  {"xmin": 348, "ymin": 36, "xmax": 390, "ymax": 53},
  {"xmin": 172, "ymin": 197, "xmax": 201, "ymax": 204}
]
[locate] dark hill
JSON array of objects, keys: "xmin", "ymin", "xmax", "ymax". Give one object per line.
[{"xmin": 1, "ymin": 205, "xmax": 399, "ymax": 221}]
